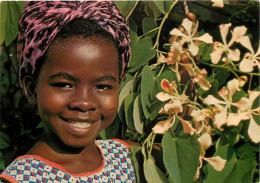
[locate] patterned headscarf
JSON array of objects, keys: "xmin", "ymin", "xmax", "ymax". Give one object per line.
[{"xmin": 17, "ymin": 1, "xmax": 130, "ymax": 80}]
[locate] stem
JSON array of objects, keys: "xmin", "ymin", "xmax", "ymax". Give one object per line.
[
  {"xmin": 148, "ymin": 134, "xmax": 156, "ymax": 157},
  {"xmin": 183, "ymin": 0, "xmax": 189, "ymax": 15},
  {"xmin": 153, "ymin": 0, "xmax": 179, "ymax": 50},
  {"xmin": 157, "ymin": 64, "xmax": 165, "ymax": 78},
  {"xmin": 138, "ymin": 27, "xmax": 160, "ymax": 39},
  {"xmin": 248, "ymin": 74, "xmax": 252, "ymax": 91},
  {"xmin": 126, "ymin": 0, "xmax": 139, "ymax": 21},
  {"xmin": 200, "ymin": 62, "xmax": 239, "ymax": 79},
  {"xmin": 142, "ymin": 132, "xmax": 153, "ymax": 147}
]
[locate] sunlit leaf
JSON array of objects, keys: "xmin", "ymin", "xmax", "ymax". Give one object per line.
[
  {"xmin": 128, "ymin": 37, "xmax": 156, "ymax": 73},
  {"xmin": 133, "ymin": 95, "xmax": 144, "ymax": 133},
  {"xmin": 141, "ymin": 66, "xmax": 155, "ymax": 119},
  {"xmin": 162, "ymin": 132, "xmax": 200, "ymax": 183},
  {"xmin": 144, "ymin": 156, "xmax": 169, "ymax": 183},
  {"xmin": 115, "ymin": 1, "xmax": 137, "ymax": 17}
]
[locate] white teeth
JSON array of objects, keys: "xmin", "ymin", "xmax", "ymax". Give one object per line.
[{"xmin": 71, "ymin": 122, "xmax": 92, "ymax": 129}]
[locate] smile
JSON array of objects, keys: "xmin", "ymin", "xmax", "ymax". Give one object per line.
[{"xmin": 58, "ymin": 115, "xmax": 101, "ymax": 129}]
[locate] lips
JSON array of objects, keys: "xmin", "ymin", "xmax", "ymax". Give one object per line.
[{"xmin": 58, "ymin": 115, "xmax": 102, "ymax": 129}]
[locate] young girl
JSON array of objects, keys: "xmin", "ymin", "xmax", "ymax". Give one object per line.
[{"xmin": 0, "ymin": 1, "xmax": 136, "ymax": 182}]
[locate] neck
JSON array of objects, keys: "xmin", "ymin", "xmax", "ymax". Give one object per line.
[{"xmin": 27, "ymin": 127, "xmax": 98, "ymax": 159}]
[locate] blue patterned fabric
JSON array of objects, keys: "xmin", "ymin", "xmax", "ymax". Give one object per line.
[{"xmin": 0, "ymin": 139, "xmax": 136, "ymax": 183}]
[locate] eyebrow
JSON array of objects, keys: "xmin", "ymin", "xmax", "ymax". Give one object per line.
[
  {"xmin": 94, "ymin": 75, "xmax": 117, "ymax": 82},
  {"xmin": 49, "ymin": 72, "xmax": 117, "ymax": 83},
  {"xmin": 49, "ymin": 72, "xmax": 80, "ymax": 82}
]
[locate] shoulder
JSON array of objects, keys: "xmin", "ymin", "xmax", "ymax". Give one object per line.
[{"xmin": 0, "ymin": 155, "xmax": 58, "ymax": 183}]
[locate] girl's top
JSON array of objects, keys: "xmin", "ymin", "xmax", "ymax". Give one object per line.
[{"xmin": 0, "ymin": 139, "xmax": 136, "ymax": 183}]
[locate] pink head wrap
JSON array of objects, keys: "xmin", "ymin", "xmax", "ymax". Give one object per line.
[{"xmin": 17, "ymin": 1, "xmax": 131, "ymax": 80}]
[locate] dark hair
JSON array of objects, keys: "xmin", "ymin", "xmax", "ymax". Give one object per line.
[{"xmin": 33, "ymin": 18, "xmax": 121, "ymax": 80}]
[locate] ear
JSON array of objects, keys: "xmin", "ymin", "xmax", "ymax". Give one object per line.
[{"xmin": 22, "ymin": 75, "xmax": 37, "ymax": 105}]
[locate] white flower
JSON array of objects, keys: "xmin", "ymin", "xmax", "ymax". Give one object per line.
[
  {"xmin": 211, "ymin": 0, "xmax": 224, "ymax": 8},
  {"xmin": 170, "ymin": 18, "xmax": 213, "ymax": 56},
  {"xmin": 210, "ymin": 24, "xmax": 247, "ymax": 64},
  {"xmin": 236, "ymin": 36, "xmax": 260, "ymax": 72}
]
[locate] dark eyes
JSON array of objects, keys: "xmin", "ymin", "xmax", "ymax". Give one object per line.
[
  {"xmin": 50, "ymin": 83, "xmax": 112, "ymax": 91},
  {"xmin": 96, "ymin": 84, "xmax": 113, "ymax": 91},
  {"xmin": 50, "ymin": 82, "xmax": 73, "ymax": 89}
]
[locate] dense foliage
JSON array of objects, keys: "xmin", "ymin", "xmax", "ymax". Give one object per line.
[{"xmin": 0, "ymin": 1, "xmax": 259, "ymax": 182}]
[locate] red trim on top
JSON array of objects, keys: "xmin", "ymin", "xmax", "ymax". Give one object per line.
[
  {"xmin": 0, "ymin": 174, "xmax": 20, "ymax": 183},
  {"xmin": 14, "ymin": 143, "xmax": 105, "ymax": 177},
  {"xmin": 113, "ymin": 138, "xmax": 130, "ymax": 149}
]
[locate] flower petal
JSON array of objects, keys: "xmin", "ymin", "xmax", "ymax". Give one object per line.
[
  {"xmin": 229, "ymin": 26, "xmax": 247, "ymax": 45},
  {"xmin": 198, "ymin": 133, "xmax": 212, "ymax": 152},
  {"xmin": 248, "ymin": 115, "xmax": 260, "ymax": 143},
  {"xmin": 228, "ymin": 48, "xmax": 240, "ymax": 61},
  {"xmin": 196, "ymin": 77, "xmax": 212, "ymax": 91},
  {"xmin": 161, "ymin": 79, "xmax": 173, "ymax": 93},
  {"xmin": 182, "ymin": 18, "xmax": 193, "ymax": 36},
  {"xmin": 232, "ymin": 97, "xmax": 250, "ymax": 111},
  {"xmin": 248, "ymin": 91, "xmax": 260, "ymax": 104},
  {"xmin": 156, "ymin": 92, "xmax": 172, "ymax": 101},
  {"xmin": 204, "ymin": 95, "xmax": 225, "ymax": 105},
  {"xmin": 227, "ymin": 112, "xmax": 249, "ymax": 126},
  {"xmin": 157, "ymin": 53, "xmax": 168, "ymax": 64},
  {"xmin": 203, "ymin": 156, "xmax": 226, "ymax": 171},
  {"xmin": 189, "ymin": 41, "xmax": 199, "ymax": 56},
  {"xmin": 170, "ymin": 28, "xmax": 187, "ymax": 38},
  {"xmin": 219, "ymin": 23, "xmax": 231, "ymax": 45},
  {"xmin": 236, "ymin": 36, "xmax": 254, "ymax": 54},
  {"xmin": 214, "ymin": 106, "xmax": 227, "ymax": 129},
  {"xmin": 178, "ymin": 117, "xmax": 196, "ymax": 135},
  {"xmin": 227, "ymin": 78, "xmax": 240, "ymax": 97},
  {"xmin": 194, "ymin": 33, "xmax": 213, "ymax": 44},
  {"xmin": 210, "ymin": 49, "xmax": 224, "ymax": 64},
  {"xmin": 239, "ymin": 57, "xmax": 254, "ymax": 72},
  {"xmin": 211, "ymin": 0, "xmax": 224, "ymax": 8},
  {"xmin": 164, "ymin": 99, "xmax": 183, "ymax": 114},
  {"xmin": 152, "ymin": 116, "xmax": 175, "ymax": 134}
]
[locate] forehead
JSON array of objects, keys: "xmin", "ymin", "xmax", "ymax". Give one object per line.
[{"xmin": 38, "ymin": 36, "xmax": 119, "ymax": 80}]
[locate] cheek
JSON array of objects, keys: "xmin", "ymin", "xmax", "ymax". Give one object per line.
[
  {"xmin": 37, "ymin": 89, "xmax": 68, "ymax": 116},
  {"xmin": 100, "ymin": 93, "xmax": 119, "ymax": 117}
]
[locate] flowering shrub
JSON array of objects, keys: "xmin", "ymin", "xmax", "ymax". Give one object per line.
[
  {"xmin": 0, "ymin": 1, "xmax": 259, "ymax": 182},
  {"xmin": 111, "ymin": 0, "xmax": 259, "ymax": 182}
]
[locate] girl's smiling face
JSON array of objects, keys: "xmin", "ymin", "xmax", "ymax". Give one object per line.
[{"xmin": 33, "ymin": 36, "xmax": 120, "ymax": 148}]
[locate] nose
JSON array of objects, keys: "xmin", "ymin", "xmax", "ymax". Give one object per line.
[{"xmin": 68, "ymin": 87, "xmax": 97, "ymax": 112}]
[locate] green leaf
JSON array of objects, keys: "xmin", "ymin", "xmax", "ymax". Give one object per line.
[
  {"xmin": 154, "ymin": 1, "xmax": 166, "ymax": 14},
  {"xmin": 0, "ymin": 1, "xmax": 25, "ymax": 46},
  {"xmin": 124, "ymin": 92, "xmax": 137, "ymax": 130},
  {"xmin": 145, "ymin": 1, "xmax": 161, "ymax": 18},
  {"xmin": 36, "ymin": 120, "xmax": 45, "ymax": 129},
  {"xmin": 115, "ymin": 1, "xmax": 137, "ymax": 17},
  {"xmin": 0, "ymin": 132, "xmax": 10, "ymax": 149},
  {"xmin": 203, "ymin": 145, "xmax": 236, "ymax": 183},
  {"xmin": 142, "ymin": 17, "xmax": 158, "ymax": 38},
  {"xmin": 0, "ymin": 2, "xmax": 7, "ymax": 45},
  {"xmin": 228, "ymin": 159, "xmax": 256, "ymax": 183},
  {"xmin": 118, "ymin": 79, "xmax": 134, "ymax": 121},
  {"xmin": 236, "ymin": 143, "xmax": 256, "ymax": 160},
  {"xmin": 119, "ymin": 79, "xmax": 134, "ymax": 109},
  {"xmin": 130, "ymin": 146, "xmax": 142, "ymax": 183},
  {"xmin": 128, "ymin": 37, "xmax": 156, "ymax": 73},
  {"xmin": 162, "ymin": 132, "xmax": 200, "ymax": 183},
  {"xmin": 100, "ymin": 116, "xmax": 120, "ymax": 139},
  {"xmin": 144, "ymin": 156, "xmax": 169, "ymax": 183},
  {"xmin": 198, "ymin": 42, "xmax": 213, "ymax": 63},
  {"xmin": 133, "ymin": 95, "xmax": 144, "ymax": 133},
  {"xmin": 214, "ymin": 68, "xmax": 230, "ymax": 88},
  {"xmin": 141, "ymin": 66, "xmax": 155, "ymax": 119}
]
